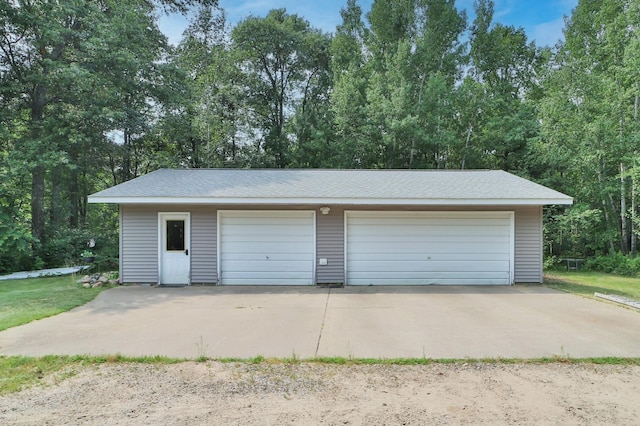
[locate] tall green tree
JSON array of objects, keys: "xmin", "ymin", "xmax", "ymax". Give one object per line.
[
  {"xmin": 538, "ymin": 0, "xmax": 640, "ymax": 256},
  {"xmin": 232, "ymin": 9, "xmax": 331, "ymax": 168},
  {"xmin": 330, "ymin": 0, "xmax": 370, "ymax": 167},
  {"xmin": 0, "ymin": 0, "xmax": 212, "ymax": 270},
  {"xmin": 469, "ymin": 0, "xmax": 542, "ymax": 171},
  {"xmin": 159, "ymin": 5, "xmax": 247, "ymax": 168},
  {"xmin": 348, "ymin": 0, "xmax": 467, "ymax": 168}
]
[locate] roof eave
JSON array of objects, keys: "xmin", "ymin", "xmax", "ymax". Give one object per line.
[{"xmin": 88, "ymin": 196, "xmax": 574, "ymax": 206}]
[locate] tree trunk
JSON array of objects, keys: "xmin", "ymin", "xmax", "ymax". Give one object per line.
[
  {"xmin": 31, "ymin": 165, "xmax": 46, "ymax": 246},
  {"xmin": 69, "ymin": 167, "xmax": 79, "ymax": 229},
  {"xmin": 122, "ymin": 129, "xmax": 131, "ymax": 182},
  {"xmin": 461, "ymin": 124, "xmax": 472, "ymax": 170},
  {"xmin": 79, "ymin": 171, "xmax": 88, "ymax": 228},
  {"xmin": 50, "ymin": 165, "xmax": 64, "ymax": 228},
  {"xmin": 30, "ymin": 83, "xmax": 47, "ymax": 247},
  {"xmin": 632, "ymin": 92, "xmax": 639, "ymax": 257},
  {"xmin": 631, "ymin": 171, "xmax": 637, "ymax": 257},
  {"xmin": 596, "ymin": 166, "xmax": 616, "ymax": 253},
  {"xmin": 620, "ymin": 163, "xmax": 628, "ymax": 254}
]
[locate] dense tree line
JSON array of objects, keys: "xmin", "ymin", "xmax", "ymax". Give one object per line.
[{"xmin": 1, "ymin": 0, "xmax": 639, "ymax": 273}]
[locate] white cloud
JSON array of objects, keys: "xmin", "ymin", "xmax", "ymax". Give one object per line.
[
  {"xmin": 532, "ymin": 17, "xmax": 567, "ymax": 47},
  {"xmin": 493, "ymin": 0, "xmax": 514, "ymax": 20}
]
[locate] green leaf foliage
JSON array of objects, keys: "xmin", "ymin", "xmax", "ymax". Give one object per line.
[{"xmin": 2, "ymin": 0, "xmax": 640, "ymax": 273}]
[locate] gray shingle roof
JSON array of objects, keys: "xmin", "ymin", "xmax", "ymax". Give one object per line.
[{"xmin": 88, "ymin": 169, "xmax": 572, "ymax": 205}]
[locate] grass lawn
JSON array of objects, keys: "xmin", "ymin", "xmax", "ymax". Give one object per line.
[
  {"xmin": 0, "ymin": 276, "xmax": 110, "ymax": 332},
  {"xmin": 544, "ymin": 270, "xmax": 640, "ymax": 300}
]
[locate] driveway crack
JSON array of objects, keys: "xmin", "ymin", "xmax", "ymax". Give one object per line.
[{"xmin": 315, "ymin": 288, "xmax": 331, "ymax": 357}]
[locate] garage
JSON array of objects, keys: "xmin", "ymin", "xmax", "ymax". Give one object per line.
[
  {"xmin": 345, "ymin": 211, "xmax": 514, "ymax": 285},
  {"xmin": 217, "ymin": 210, "xmax": 315, "ymax": 285},
  {"xmin": 90, "ymin": 169, "xmax": 572, "ymax": 285}
]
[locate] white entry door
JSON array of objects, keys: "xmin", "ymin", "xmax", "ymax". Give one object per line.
[{"xmin": 159, "ymin": 213, "xmax": 191, "ymax": 285}]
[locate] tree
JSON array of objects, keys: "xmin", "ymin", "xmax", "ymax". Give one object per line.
[
  {"xmin": 0, "ymin": 0, "xmax": 209, "ymax": 269},
  {"xmin": 469, "ymin": 0, "xmax": 542, "ymax": 171},
  {"xmin": 232, "ymin": 9, "xmax": 331, "ymax": 168},
  {"xmin": 330, "ymin": 0, "xmax": 370, "ymax": 167},
  {"xmin": 345, "ymin": 0, "xmax": 467, "ymax": 169},
  {"xmin": 158, "ymin": 5, "xmax": 248, "ymax": 168},
  {"xmin": 538, "ymin": 0, "xmax": 640, "ymax": 256}
]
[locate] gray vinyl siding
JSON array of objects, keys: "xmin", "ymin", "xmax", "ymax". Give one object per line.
[
  {"xmin": 316, "ymin": 207, "xmax": 345, "ymax": 284},
  {"xmin": 191, "ymin": 209, "xmax": 217, "ymax": 283},
  {"xmin": 514, "ymin": 206, "xmax": 543, "ymax": 283},
  {"xmin": 119, "ymin": 203, "xmax": 543, "ymax": 285},
  {"xmin": 121, "ymin": 205, "xmax": 158, "ymax": 283},
  {"xmin": 121, "ymin": 205, "xmax": 218, "ymax": 284}
]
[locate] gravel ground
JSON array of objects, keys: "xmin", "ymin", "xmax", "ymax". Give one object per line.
[{"xmin": 1, "ymin": 362, "xmax": 639, "ymax": 425}]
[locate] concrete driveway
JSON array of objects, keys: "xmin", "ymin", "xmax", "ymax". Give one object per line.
[{"xmin": 1, "ymin": 285, "xmax": 639, "ymax": 359}]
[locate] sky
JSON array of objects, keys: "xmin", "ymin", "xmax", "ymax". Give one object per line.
[{"xmin": 158, "ymin": 0, "xmax": 579, "ymax": 48}]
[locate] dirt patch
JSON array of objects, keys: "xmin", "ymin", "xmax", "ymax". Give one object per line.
[{"xmin": 1, "ymin": 362, "xmax": 639, "ymax": 425}]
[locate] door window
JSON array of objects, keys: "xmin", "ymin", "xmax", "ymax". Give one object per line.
[{"xmin": 166, "ymin": 220, "xmax": 185, "ymax": 251}]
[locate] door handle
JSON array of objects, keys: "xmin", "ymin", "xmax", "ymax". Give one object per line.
[{"xmin": 185, "ymin": 249, "xmax": 189, "ymax": 256}]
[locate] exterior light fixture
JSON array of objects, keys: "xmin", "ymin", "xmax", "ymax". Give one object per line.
[{"xmin": 320, "ymin": 207, "xmax": 331, "ymax": 215}]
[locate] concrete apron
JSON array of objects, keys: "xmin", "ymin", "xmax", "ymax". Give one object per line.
[{"xmin": 1, "ymin": 285, "xmax": 639, "ymax": 359}]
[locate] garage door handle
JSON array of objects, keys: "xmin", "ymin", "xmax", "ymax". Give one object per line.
[{"xmin": 185, "ymin": 249, "xmax": 189, "ymax": 256}]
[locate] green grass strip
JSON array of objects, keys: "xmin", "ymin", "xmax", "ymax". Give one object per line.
[
  {"xmin": 2, "ymin": 354, "xmax": 638, "ymax": 396},
  {"xmin": 545, "ymin": 271, "xmax": 640, "ymax": 300}
]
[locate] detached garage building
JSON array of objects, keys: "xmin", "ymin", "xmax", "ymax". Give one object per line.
[{"xmin": 88, "ymin": 169, "xmax": 572, "ymax": 286}]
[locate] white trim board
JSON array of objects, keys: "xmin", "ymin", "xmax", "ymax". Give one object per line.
[{"xmin": 89, "ymin": 196, "xmax": 572, "ymax": 206}]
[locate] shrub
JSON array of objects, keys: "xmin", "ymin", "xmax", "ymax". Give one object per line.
[
  {"xmin": 585, "ymin": 253, "xmax": 640, "ymax": 277},
  {"xmin": 543, "ymin": 255, "xmax": 563, "ymax": 271},
  {"xmin": 0, "ymin": 212, "xmax": 35, "ymax": 274}
]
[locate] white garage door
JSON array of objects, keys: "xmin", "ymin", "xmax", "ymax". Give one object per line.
[
  {"xmin": 346, "ymin": 211, "xmax": 514, "ymax": 285},
  {"xmin": 218, "ymin": 211, "xmax": 315, "ymax": 285}
]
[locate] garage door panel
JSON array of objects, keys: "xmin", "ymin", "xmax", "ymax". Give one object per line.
[
  {"xmin": 349, "ymin": 233, "xmax": 509, "ymax": 243},
  {"xmin": 223, "ymin": 278, "xmax": 312, "ymax": 285},
  {"xmin": 224, "ymin": 215, "xmax": 308, "ymax": 226},
  {"xmin": 223, "ymin": 271, "xmax": 313, "ymax": 279},
  {"xmin": 348, "ymin": 241, "xmax": 510, "ymax": 254},
  {"xmin": 223, "ymin": 225, "xmax": 313, "ymax": 235},
  {"xmin": 353, "ymin": 224, "xmax": 509, "ymax": 236},
  {"xmin": 221, "ymin": 238, "xmax": 313, "ymax": 248},
  {"xmin": 221, "ymin": 253, "xmax": 313, "ymax": 262},
  {"xmin": 356, "ymin": 278, "xmax": 511, "ymax": 285},
  {"xmin": 350, "ymin": 261, "xmax": 510, "ymax": 273},
  {"xmin": 351, "ymin": 217, "xmax": 510, "ymax": 227},
  {"xmin": 348, "ymin": 252, "xmax": 511, "ymax": 262},
  {"xmin": 219, "ymin": 211, "xmax": 315, "ymax": 285},
  {"xmin": 223, "ymin": 231, "xmax": 313, "ymax": 240},
  {"xmin": 348, "ymin": 271, "xmax": 510, "ymax": 280},
  {"xmin": 222, "ymin": 260, "xmax": 313, "ymax": 273},
  {"xmin": 346, "ymin": 211, "xmax": 513, "ymax": 285}
]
